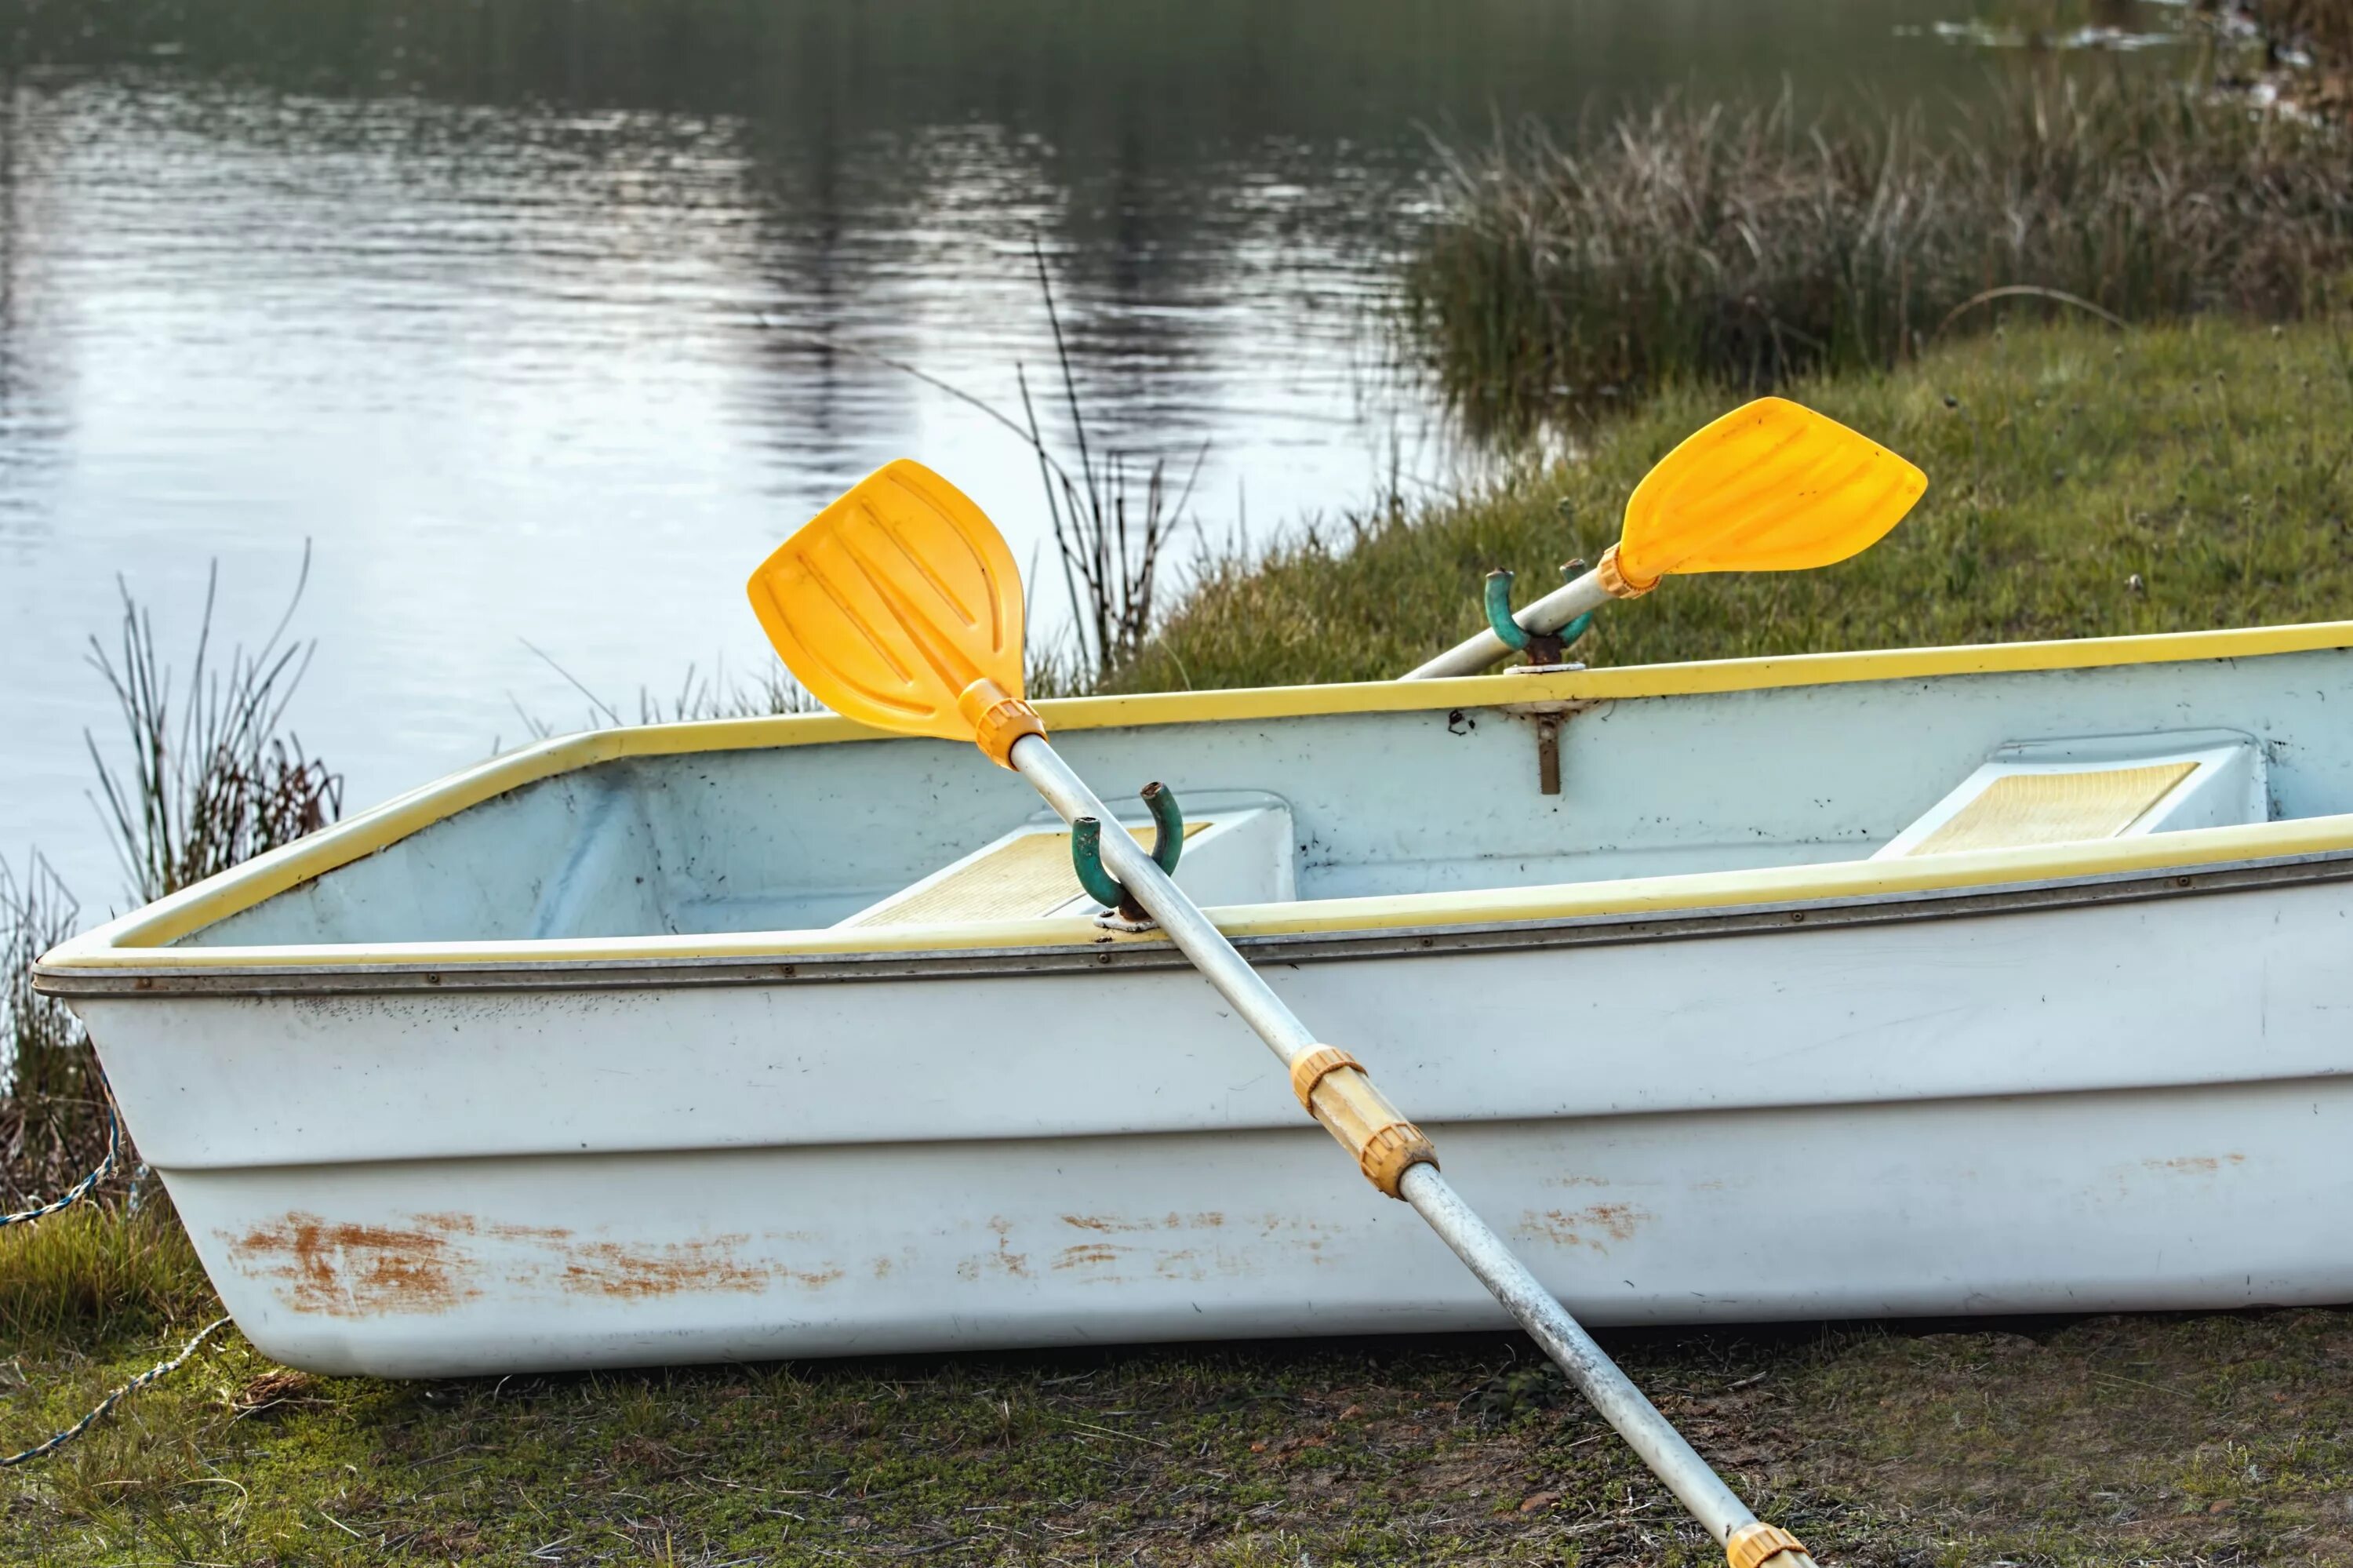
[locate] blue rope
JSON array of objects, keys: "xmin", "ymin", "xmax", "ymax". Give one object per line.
[
  {"xmin": 0, "ymin": 1101, "xmax": 237, "ymax": 1468},
  {"xmin": 0, "ymin": 1315, "xmax": 234, "ymax": 1468},
  {"xmin": 0, "ymin": 1101, "xmax": 118, "ymax": 1229}
]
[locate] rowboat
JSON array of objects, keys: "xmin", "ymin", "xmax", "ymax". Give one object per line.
[{"xmin": 37, "ymin": 621, "xmax": 2353, "ymax": 1378}]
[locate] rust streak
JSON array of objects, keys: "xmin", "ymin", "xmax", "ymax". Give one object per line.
[
  {"xmin": 407, "ymin": 1210, "xmax": 479, "ymax": 1235},
  {"xmin": 1514, "ymin": 1202, "xmax": 1653, "ymax": 1253},
  {"xmin": 412, "ymin": 1211, "xmax": 580, "ymax": 1243},
  {"xmin": 1060, "ymin": 1211, "xmax": 1227, "ymax": 1234},
  {"xmin": 557, "ymin": 1235, "xmax": 770, "ymax": 1299},
  {"xmin": 224, "ymin": 1212, "xmax": 481, "ymax": 1318},
  {"xmin": 1053, "ymin": 1242, "xmax": 1127, "ymax": 1271},
  {"xmin": 224, "ymin": 1211, "xmax": 843, "ymax": 1315},
  {"xmin": 981, "ymin": 1217, "xmax": 1031, "ymax": 1279},
  {"xmin": 493, "ymin": 1221, "xmax": 581, "ymax": 1243},
  {"xmin": 2144, "ymin": 1154, "xmax": 2247, "ymax": 1175}
]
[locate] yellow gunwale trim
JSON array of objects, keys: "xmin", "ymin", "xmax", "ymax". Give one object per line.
[{"xmin": 37, "ymin": 620, "xmax": 2353, "ymax": 974}]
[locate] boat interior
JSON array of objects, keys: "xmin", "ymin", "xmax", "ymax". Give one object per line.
[{"xmin": 178, "ymin": 641, "xmax": 2353, "ymax": 949}]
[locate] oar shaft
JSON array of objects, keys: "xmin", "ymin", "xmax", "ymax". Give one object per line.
[
  {"xmin": 1006, "ymin": 733, "xmax": 1773, "ymax": 1555},
  {"xmin": 1398, "ymin": 1163, "xmax": 1753, "ymax": 1540},
  {"xmin": 1402, "ymin": 567, "xmax": 1613, "ymax": 680},
  {"xmin": 1011, "ymin": 737, "xmax": 1320, "ymax": 1068}
]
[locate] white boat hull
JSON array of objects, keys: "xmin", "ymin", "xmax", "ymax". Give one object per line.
[{"xmin": 75, "ymin": 864, "xmax": 2353, "ymax": 1377}]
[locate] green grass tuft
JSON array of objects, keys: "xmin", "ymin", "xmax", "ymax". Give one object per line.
[
  {"xmin": 0, "ymin": 1200, "xmax": 215, "ymax": 1348},
  {"xmin": 1108, "ymin": 314, "xmax": 2353, "ymax": 693}
]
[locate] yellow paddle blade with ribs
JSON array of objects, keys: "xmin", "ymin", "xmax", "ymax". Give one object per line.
[
  {"xmin": 747, "ymin": 459, "xmax": 1031, "ymax": 748},
  {"xmin": 1609, "ymin": 396, "xmax": 1927, "ymax": 591}
]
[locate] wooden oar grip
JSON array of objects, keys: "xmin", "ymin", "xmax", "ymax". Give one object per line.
[{"xmin": 1289, "ymin": 1046, "xmax": 1437, "ymax": 1199}]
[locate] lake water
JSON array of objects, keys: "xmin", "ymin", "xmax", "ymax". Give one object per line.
[{"xmin": 1, "ymin": 0, "xmax": 2182, "ymax": 910}]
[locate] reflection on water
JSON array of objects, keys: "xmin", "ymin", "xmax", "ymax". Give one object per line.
[{"xmin": 0, "ymin": 0, "xmax": 2180, "ymax": 905}]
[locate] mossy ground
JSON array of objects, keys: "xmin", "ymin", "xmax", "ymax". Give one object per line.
[{"xmin": 5, "ymin": 1209, "xmax": 2351, "ymax": 1566}]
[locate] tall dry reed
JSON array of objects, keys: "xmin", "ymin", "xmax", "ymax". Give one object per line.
[
  {"xmin": 4, "ymin": 553, "xmax": 344, "ymax": 1203},
  {"xmin": 2254, "ymin": 0, "xmax": 2353, "ymax": 75},
  {"xmin": 1019, "ymin": 245, "xmax": 1201, "ymax": 684},
  {"xmin": 751, "ymin": 242, "xmax": 1199, "ymax": 689},
  {"xmin": 0, "ymin": 857, "xmax": 107, "ymax": 1207},
  {"xmin": 1404, "ymin": 72, "xmax": 2353, "ymax": 431},
  {"xmin": 85, "ymin": 549, "xmax": 342, "ymax": 907}
]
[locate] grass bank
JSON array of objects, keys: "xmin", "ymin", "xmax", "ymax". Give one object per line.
[
  {"xmin": 5, "ymin": 1233, "xmax": 2351, "ymax": 1566},
  {"xmin": 1403, "ymin": 73, "xmax": 2353, "ymax": 432},
  {"xmin": 1111, "ymin": 313, "xmax": 2353, "ymax": 693}
]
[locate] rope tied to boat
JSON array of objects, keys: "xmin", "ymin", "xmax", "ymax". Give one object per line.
[
  {"xmin": 0, "ymin": 1315, "xmax": 235, "ymax": 1468},
  {"xmin": 0, "ymin": 1097, "xmax": 239, "ymax": 1468},
  {"xmin": 0, "ymin": 1100, "xmax": 118, "ymax": 1229}
]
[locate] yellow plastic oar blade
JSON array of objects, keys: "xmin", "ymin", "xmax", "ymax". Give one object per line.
[
  {"xmin": 747, "ymin": 459, "xmax": 1027, "ymax": 742},
  {"xmin": 1614, "ymin": 397, "xmax": 1926, "ymax": 587}
]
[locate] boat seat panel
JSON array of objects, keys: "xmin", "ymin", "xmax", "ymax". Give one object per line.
[
  {"xmin": 838, "ymin": 797, "xmax": 1296, "ymax": 928},
  {"xmin": 1873, "ymin": 732, "xmax": 2264, "ymax": 860}
]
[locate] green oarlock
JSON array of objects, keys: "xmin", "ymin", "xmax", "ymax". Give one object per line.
[
  {"xmin": 1069, "ymin": 782, "xmax": 1184, "ymax": 913},
  {"xmin": 1484, "ymin": 567, "xmax": 1595, "ymax": 657}
]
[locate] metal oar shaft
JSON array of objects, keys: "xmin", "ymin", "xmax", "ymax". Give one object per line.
[
  {"xmin": 1398, "ymin": 1163, "xmax": 1754, "ymax": 1540},
  {"xmin": 1403, "ymin": 568, "xmax": 1613, "ymax": 680},
  {"xmin": 1008, "ymin": 735, "xmax": 1789, "ymax": 1559},
  {"xmin": 1012, "ymin": 737, "xmax": 1318, "ymax": 1067}
]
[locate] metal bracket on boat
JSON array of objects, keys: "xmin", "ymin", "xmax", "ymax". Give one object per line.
[
  {"xmin": 1484, "ymin": 558, "xmax": 1595, "ymax": 671},
  {"xmin": 1071, "ymin": 781, "xmax": 1184, "ymax": 931},
  {"xmin": 1498, "ymin": 699, "xmax": 1596, "ymax": 798}
]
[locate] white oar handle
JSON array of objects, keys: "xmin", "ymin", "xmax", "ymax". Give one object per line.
[
  {"xmin": 1402, "ymin": 555, "xmax": 1629, "ymax": 681},
  {"xmin": 1005, "ymin": 732, "xmax": 1811, "ymax": 1566}
]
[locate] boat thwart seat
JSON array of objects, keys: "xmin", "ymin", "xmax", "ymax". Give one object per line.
[
  {"xmin": 1873, "ymin": 731, "xmax": 2266, "ymax": 860},
  {"xmin": 838, "ymin": 794, "xmax": 1297, "ymax": 926}
]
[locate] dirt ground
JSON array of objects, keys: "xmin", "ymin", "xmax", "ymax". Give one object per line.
[{"xmin": 8, "ymin": 1295, "xmax": 2353, "ymax": 1564}]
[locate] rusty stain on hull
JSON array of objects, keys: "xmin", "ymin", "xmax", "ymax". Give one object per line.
[
  {"xmin": 2146, "ymin": 1154, "xmax": 2247, "ymax": 1175},
  {"xmin": 226, "ymin": 1213, "xmax": 482, "ymax": 1318},
  {"xmin": 1033, "ymin": 1212, "xmax": 1257, "ymax": 1285},
  {"xmin": 412, "ymin": 1212, "xmax": 575, "ymax": 1244},
  {"xmin": 561, "ymin": 1235, "xmax": 773, "ymax": 1298},
  {"xmin": 1049, "ymin": 1239, "xmax": 1250, "ymax": 1286},
  {"xmin": 1060, "ymin": 1211, "xmax": 1226, "ymax": 1233},
  {"xmin": 957, "ymin": 1217, "xmax": 1033, "ymax": 1282},
  {"xmin": 1513, "ymin": 1202, "xmax": 1653, "ymax": 1253},
  {"xmin": 224, "ymin": 1211, "xmax": 841, "ymax": 1317}
]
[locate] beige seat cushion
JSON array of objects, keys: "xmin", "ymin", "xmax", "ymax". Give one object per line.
[{"xmin": 1903, "ymin": 762, "xmax": 2197, "ymax": 857}]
